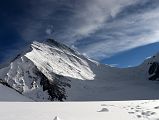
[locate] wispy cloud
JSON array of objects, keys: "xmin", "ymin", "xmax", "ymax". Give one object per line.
[
  {"xmin": 11, "ymin": 0, "xmax": 159, "ymax": 60},
  {"xmin": 16, "ymin": 0, "xmax": 138, "ymax": 42},
  {"xmin": 74, "ymin": 0, "xmax": 159, "ymax": 60},
  {"xmin": 53, "ymin": 0, "xmax": 139, "ymax": 44}
]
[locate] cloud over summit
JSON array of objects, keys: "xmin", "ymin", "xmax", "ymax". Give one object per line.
[{"xmin": 1, "ymin": 0, "xmax": 159, "ymax": 62}]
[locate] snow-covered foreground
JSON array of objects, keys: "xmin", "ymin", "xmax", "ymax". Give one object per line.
[{"xmin": 1, "ymin": 100, "xmax": 159, "ymax": 120}]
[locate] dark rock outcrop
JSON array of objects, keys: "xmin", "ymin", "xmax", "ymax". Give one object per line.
[
  {"xmin": 148, "ymin": 62, "xmax": 159, "ymax": 80},
  {"xmin": 35, "ymin": 70, "xmax": 71, "ymax": 101}
]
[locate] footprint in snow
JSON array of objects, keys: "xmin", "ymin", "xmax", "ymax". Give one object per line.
[
  {"xmin": 136, "ymin": 115, "xmax": 142, "ymax": 118},
  {"xmin": 154, "ymin": 106, "xmax": 159, "ymax": 109},
  {"xmin": 128, "ymin": 112, "xmax": 135, "ymax": 114},
  {"xmin": 101, "ymin": 104, "xmax": 115, "ymax": 107},
  {"xmin": 135, "ymin": 105, "xmax": 142, "ymax": 109},
  {"xmin": 127, "ymin": 109, "xmax": 156, "ymax": 119},
  {"xmin": 101, "ymin": 104, "xmax": 107, "ymax": 106},
  {"xmin": 98, "ymin": 108, "xmax": 109, "ymax": 112},
  {"xmin": 141, "ymin": 111, "xmax": 156, "ymax": 116}
]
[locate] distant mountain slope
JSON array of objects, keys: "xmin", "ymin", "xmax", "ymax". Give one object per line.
[
  {"xmin": 0, "ymin": 84, "xmax": 32, "ymax": 101},
  {"xmin": 0, "ymin": 39, "xmax": 159, "ymax": 101}
]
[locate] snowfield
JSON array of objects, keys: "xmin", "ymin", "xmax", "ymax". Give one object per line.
[
  {"xmin": 1, "ymin": 100, "xmax": 159, "ymax": 120},
  {"xmin": 0, "ymin": 84, "xmax": 32, "ymax": 102}
]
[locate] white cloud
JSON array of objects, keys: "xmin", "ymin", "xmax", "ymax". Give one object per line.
[
  {"xmin": 46, "ymin": 25, "xmax": 54, "ymax": 35},
  {"xmin": 79, "ymin": 6, "xmax": 159, "ymax": 59},
  {"xmin": 58, "ymin": 0, "xmax": 138, "ymax": 43},
  {"xmin": 18, "ymin": 0, "xmax": 138, "ymax": 42},
  {"xmin": 14, "ymin": 0, "xmax": 159, "ymax": 60}
]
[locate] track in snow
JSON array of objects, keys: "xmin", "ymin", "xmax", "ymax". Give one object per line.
[{"xmin": 1, "ymin": 100, "xmax": 159, "ymax": 120}]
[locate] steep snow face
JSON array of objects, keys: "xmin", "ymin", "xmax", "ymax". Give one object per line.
[
  {"xmin": 0, "ymin": 56, "xmax": 49, "ymax": 101},
  {"xmin": 0, "ymin": 39, "xmax": 96, "ymax": 101},
  {"xmin": 25, "ymin": 40, "xmax": 95, "ymax": 80},
  {"xmin": 0, "ymin": 56, "xmax": 70, "ymax": 101}
]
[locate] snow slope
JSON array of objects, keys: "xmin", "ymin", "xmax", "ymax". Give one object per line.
[
  {"xmin": 1, "ymin": 100, "xmax": 159, "ymax": 120},
  {"xmin": 25, "ymin": 40, "xmax": 95, "ymax": 80},
  {"xmin": 0, "ymin": 84, "xmax": 32, "ymax": 101},
  {"xmin": 0, "ymin": 39, "xmax": 159, "ymax": 101}
]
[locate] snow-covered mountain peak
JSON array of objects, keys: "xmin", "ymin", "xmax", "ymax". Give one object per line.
[
  {"xmin": 0, "ymin": 38, "xmax": 98, "ymax": 101},
  {"xmin": 27, "ymin": 39, "xmax": 95, "ymax": 80},
  {"xmin": 43, "ymin": 39, "xmax": 77, "ymax": 54},
  {"xmin": 1, "ymin": 38, "xmax": 159, "ymax": 102}
]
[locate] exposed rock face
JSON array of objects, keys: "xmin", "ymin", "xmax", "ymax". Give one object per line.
[
  {"xmin": 0, "ymin": 56, "xmax": 70, "ymax": 101},
  {"xmin": 35, "ymin": 70, "xmax": 71, "ymax": 101},
  {"xmin": 0, "ymin": 79, "xmax": 12, "ymax": 88},
  {"xmin": 148, "ymin": 62, "xmax": 159, "ymax": 80}
]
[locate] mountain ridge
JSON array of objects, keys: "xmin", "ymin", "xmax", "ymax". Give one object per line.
[{"xmin": 0, "ymin": 38, "xmax": 159, "ymax": 101}]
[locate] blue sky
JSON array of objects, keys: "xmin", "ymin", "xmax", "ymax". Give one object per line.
[
  {"xmin": 0, "ymin": 0, "xmax": 159, "ymax": 67},
  {"xmin": 101, "ymin": 42, "xmax": 159, "ymax": 67}
]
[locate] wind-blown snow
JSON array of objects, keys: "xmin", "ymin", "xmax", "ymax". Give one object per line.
[{"xmin": 25, "ymin": 40, "xmax": 95, "ymax": 80}]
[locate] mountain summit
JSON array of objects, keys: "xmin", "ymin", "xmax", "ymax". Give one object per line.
[{"xmin": 0, "ymin": 39, "xmax": 159, "ymax": 101}]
